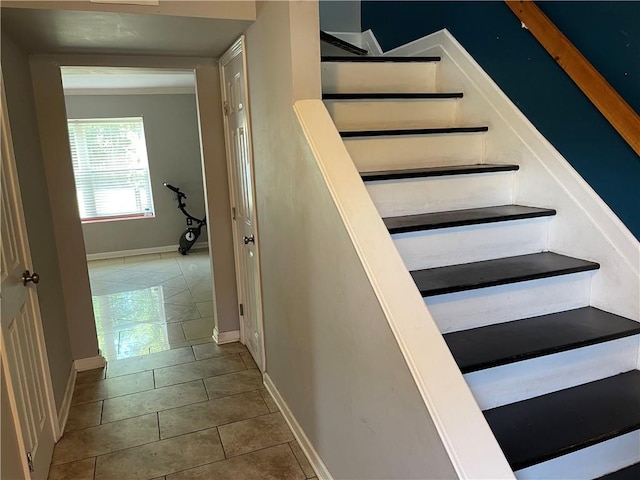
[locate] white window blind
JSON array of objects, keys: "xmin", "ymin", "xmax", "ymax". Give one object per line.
[{"xmin": 67, "ymin": 117, "xmax": 155, "ymax": 221}]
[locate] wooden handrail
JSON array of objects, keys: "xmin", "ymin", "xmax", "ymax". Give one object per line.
[{"xmin": 505, "ymin": 0, "xmax": 640, "ymax": 156}]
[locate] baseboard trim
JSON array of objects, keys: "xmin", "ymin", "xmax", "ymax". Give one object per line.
[
  {"xmin": 264, "ymin": 373, "xmax": 332, "ymax": 480},
  {"xmin": 212, "ymin": 328, "xmax": 240, "ymax": 345},
  {"xmin": 56, "ymin": 365, "xmax": 77, "ymax": 440},
  {"xmin": 74, "ymin": 355, "xmax": 106, "ymax": 372},
  {"xmin": 86, "ymin": 242, "xmax": 208, "ymax": 261}
]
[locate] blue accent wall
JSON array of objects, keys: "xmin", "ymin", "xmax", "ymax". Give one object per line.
[{"xmin": 362, "ymin": 1, "xmax": 640, "ymax": 239}]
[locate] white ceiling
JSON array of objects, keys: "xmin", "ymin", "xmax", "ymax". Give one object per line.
[
  {"xmin": 0, "ymin": 7, "xmax": 253, "ymax": 57},
  {"xmin": 61, "ymin": 67, "xmax": 196, "ymax": 95}
]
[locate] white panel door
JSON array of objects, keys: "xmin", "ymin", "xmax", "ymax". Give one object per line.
[
  {"xmin": 1, "ymin": 78, "xmax": 56, "ymax": 479},
  {"xmin": 221, "ymin": 37, "xmax": 265, "ymax": 370}
]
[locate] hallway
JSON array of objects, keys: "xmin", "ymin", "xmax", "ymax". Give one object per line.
[
  {"xmin": 47, "ymin": 252, "xmax": 315, "ymax": 479},
  {"xmin": 49, "ymin": 342, "xmax": 315, "ymax": 479}
]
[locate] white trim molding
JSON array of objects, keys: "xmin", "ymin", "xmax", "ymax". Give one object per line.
[
  {"xmin": 264, "ymin": 374, "xmax": 332, "ymax": 480},
  {"xmin": 64, "ymin": 87, "xmax": 195, "ymax": 96},
  {"xmin": 85, "ymin": 242, "xmax": 208, "ymax": 261},
  {"xmin": 294, "ymin": 99, "xmax": 514, "ymax": 478},
  {"xmin": 57, "ymin": 366, "xmax": 77, "ymax": 440},
  {"xmin": 212, "ymin": 327, "xmax": 240, "ymax": 345},
  {"xmin": 73, "ymin": 355, "xmax": 106, "ymax": 372}
]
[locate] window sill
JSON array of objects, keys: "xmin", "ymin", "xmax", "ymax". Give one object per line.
[{"xmin": 81, "ymin": 214, "xmax": 155, "ymax": 224}]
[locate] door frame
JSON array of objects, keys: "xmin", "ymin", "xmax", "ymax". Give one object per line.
[
  {"xmin": 1, "ymin": 75, "xmax": 59, "ymax": 476},
  {"xmin": 219, "ymin": 36, "xmax": 266, "ymax": 370},
  {"xmin": 29, "ymin": 53, "xmax": 240, "ymax": 364}
]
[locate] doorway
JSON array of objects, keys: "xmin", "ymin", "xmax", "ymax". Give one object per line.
[{"xmin": 60, "ymin": 66, "xmax": 215, "ymax": 361}]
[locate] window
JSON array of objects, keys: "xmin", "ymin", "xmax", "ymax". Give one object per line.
[{"xmin": 67, "ymin": 117, "xmax": 155, "ymax": 222}]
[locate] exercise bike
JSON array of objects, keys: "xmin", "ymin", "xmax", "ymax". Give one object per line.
[{"xmin": 164, "ymin": 183, "xmax": 207, "ymax": 255}]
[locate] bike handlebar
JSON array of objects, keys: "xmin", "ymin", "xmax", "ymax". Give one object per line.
[
  {"xmin": 164, "ymin": 182, "xmax": 205, "ymax": 226},
  {"xmin": 163, "ymin": 182, "xmax": 180, "ymax": 193},
  {"xmin": 164, "ymin": 182, "xmax": 186, "ymax": 199}
]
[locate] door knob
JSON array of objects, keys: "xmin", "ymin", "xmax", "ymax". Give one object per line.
[
  {"xmin": 22, "ymin": 270, "xmax": 40, "ymax": 286},
  {"xmin": 243, "ymin": 235, "xmax": 255, "ymax": 245}
]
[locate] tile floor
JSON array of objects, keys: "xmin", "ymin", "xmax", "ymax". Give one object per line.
[
  {"xmin": 49, "ymin": 251, "xmax": 316, "ymax": 479},
  {"xmin": 48, "ymin": 343, "xmax": 317, "ymax": 479},
  {"xmin": 87, "ymin": 250, "xmax": 216, "ymax": 361}
]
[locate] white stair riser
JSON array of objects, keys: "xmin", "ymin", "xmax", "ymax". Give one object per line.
[
  {"xmin": 466, "ymin": 336, "xmax": 640, "ymax": 409},
  {"xmin": 325, "ymin": 99, "xmax": 458, "ymax": 131},
  {"xmin": 366, "ymin": 172, "xmax": 514, "ymax": 217},
  {"xmin": 515, "ymin": 430, "xmax": 640, "ymax": 480},
  {"xmin": 345, "ymin": 133, "xmax": 484, "ymax": 171},
  {"xmin": 321, "ymin": 62, "xmax": 437, "ymax": 93},
  {"xmin": 426, "ymin": 272, "xmax": 593, "ymax": 333},
  {"xmin": 393, "ymin": 217, "xmax": 550, "ymax": 270}
]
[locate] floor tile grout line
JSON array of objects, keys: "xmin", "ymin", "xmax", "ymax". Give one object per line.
[
  {"xmin": 99, "ymin": 400, "xmax": 104, "ymax": 427},
  {"xmin": 159, "ymin": 406, "xmax": 274, "ymax": 441},
  {"xmin": 100, "ymin": 395, "xmax": 213, "ymax": 426},
  {"xmin": 224, "ymin": 439, "xmax": 300, "ymax": 461},
  {"xmin": 63, "ymin": 416, "xmax": 222, "ymax": 464},
  {"xmin": 287, "ymin": 441, "xmax": 309, "ymax": 478},
  {"xmin": 217, "ymin": 426, "xmax": 229, "ymax": 460},
  {"xmin": 157, "ymin": 388, "xmax": 264, "ymax": 417},
  {"xmin": 160, "ymin": 439, "xmax": 300, "ymax": 479}
]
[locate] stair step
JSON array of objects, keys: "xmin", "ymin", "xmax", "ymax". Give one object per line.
[
  {"xmin": 322, "ymin": 56, "xmax": 440, "ymax": 62},
  {"xmin": 411, "ymin": 252, "xmax": 600, "ymax": 297},
  {"xmin": 444, "ymin": 307, "xmax": 640, "ymax": 373},
  {"xmin": 320, "ymin": 31, "xmax": 368, "ymax": 56},
  {"xmin": 484, "ymin": 371, "xmax": 640, "ymax": 470},
  {"xmin": 362, "ymin": 164, "xmax": 518, "ymax": 182},
  {"xmin": 384, "ymin": 204, "xmax": 554, "ymax": 233},
  {"xmin": 598, "ymin": 463, "xmax": 640, "ymax": 479},
  {"xmin": 341, "ymin": 126, "xmax": 488, "ymax": 138},
  {"xmin": 323, "ymin": 92, "xmax": 463, "ymax": 100}
]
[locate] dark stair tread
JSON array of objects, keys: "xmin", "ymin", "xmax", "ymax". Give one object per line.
[
  {"xmin": 320, "ymin": 31, "xmax": 368, "ymax": 56},
  {"xmin": 411, "ymin": 252, "xmax": 600, "ymax": 297},
  {"xmin": 341, "ymin": 126, "xmax": 488, "ymax": 138},
  {"xmin": 444, "ymin": 307, "xmax": 640, "ymax": 373},
  {"xmin": 598, "ymin": 463, "xmax": 640, "ymax": 479},
  {"xmin": 322, "ymin": 55, "xmax": 440, "ymax": 62},
  {"xmin": 384, "ymin": 205, "xmax": 553, "ymax": 233},
  {"xmin": 323, "ymin": 92, "xmax": 463, "ymax": 100},
  {"xmin": 484, "ymin": 371, "xmax": 640, "ymax": 470},
  {"xmin": 361, "ymin": 163, "xmax": 519, "ymax": 182}
]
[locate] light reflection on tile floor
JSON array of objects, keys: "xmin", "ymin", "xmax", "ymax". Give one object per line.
[{"xmin": 88, "ymin": 250, "xmax": 215, "ymax": 361}]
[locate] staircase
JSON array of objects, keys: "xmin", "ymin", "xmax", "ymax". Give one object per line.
[{"xmin": 320, "ymin": 39, "xmax": 640, "ymax": 479}]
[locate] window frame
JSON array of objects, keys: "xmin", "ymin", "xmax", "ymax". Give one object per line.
[{"xmin": 67, "ymin": 116, "xmax": 156, "ymax": 223}]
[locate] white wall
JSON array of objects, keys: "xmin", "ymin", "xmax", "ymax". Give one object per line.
[
  {"xmin": 64, "ymin": 93, "xmax": 205, "ymax": 255},
  {"xmin": 245, "ymin": 2, "xmax": 457, "ymax": 477}
]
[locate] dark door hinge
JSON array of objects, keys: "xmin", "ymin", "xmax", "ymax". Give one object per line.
[
  {"xmin": 232, "ymin": 207, "xmax": 237, "ymax": 220},
  {"xmin": 239, "ymin": 303, "xmax": 244, "ymax": 316}
]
